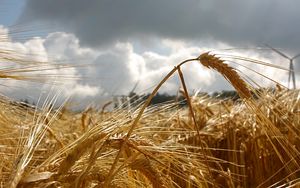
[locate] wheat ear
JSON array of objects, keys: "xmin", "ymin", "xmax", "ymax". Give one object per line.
[{"xmin": 198, "ymin": 52, "xmax": 251, "ymax": 99}]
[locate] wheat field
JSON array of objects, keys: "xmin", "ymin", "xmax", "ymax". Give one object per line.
[{"xmin": 0, "ymin": 48, "xmax": 299, "ymax": 188}]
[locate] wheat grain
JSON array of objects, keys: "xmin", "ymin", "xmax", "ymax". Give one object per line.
[
  {"xmin": 130, "ymin": 157, "xmax": 167, "ymax": 188},
  {"xmin": 57, "ymin": 133, "xmax": 107, "ymax": 175}
]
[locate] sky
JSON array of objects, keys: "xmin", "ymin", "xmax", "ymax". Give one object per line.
[
  {"xmin": 0, "ymin": 0, "xmax": 24, "ymax": 26},
  {"xmin": 0, "ymin": 0, "xmax": 300, "ymax": 107}
]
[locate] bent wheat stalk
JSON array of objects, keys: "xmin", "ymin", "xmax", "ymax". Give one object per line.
[{"xmin": 104, "ymin": 52, "xmax": 252, "ymax": 187}]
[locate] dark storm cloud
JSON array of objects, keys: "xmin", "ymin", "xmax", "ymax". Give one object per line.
[{"xmin": 20, "ymin": 0, "xmax": 300, "ymax": 51}]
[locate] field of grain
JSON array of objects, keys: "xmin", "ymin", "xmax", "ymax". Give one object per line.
[{"xmin": 0, "ymin": 51, "xmax": 299, "ymax": 188}]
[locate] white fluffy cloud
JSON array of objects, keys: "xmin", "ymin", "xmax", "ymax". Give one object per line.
[
  {"xmin": 0, "ymin": 26, "xmax": 100, "ymax": 104},
  {"xmin": 0, "ymin": 25, "xmax": 295, "ymax": 107}
]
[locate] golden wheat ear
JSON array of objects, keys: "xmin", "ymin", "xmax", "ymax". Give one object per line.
[{"xmin": 198, "ymin": 52, "xmax": 252, "ymax": 99}]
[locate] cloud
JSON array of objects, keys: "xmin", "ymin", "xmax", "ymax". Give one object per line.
[
  {"xmin": 0, "ymin": 26, "xmax": 100, "ymax": 104},
  {"xmin": 68, "ymin": 84, "xmax": 100, "ymax": 97},
  {"xmin": 20, "ymin": 0, "xmax": 300, "ymax": 51},
  {"xmin": 1, "ymin": 24, "xmax": 297, "ymax": 108},
  {"xmin": 15, "ymin": 0, "xmax": 300, "ymax": 96}
]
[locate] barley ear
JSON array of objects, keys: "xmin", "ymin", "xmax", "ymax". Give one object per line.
[{"xmin": 198, "ymin": 52, "xmax": 251, "ymax": 99}]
